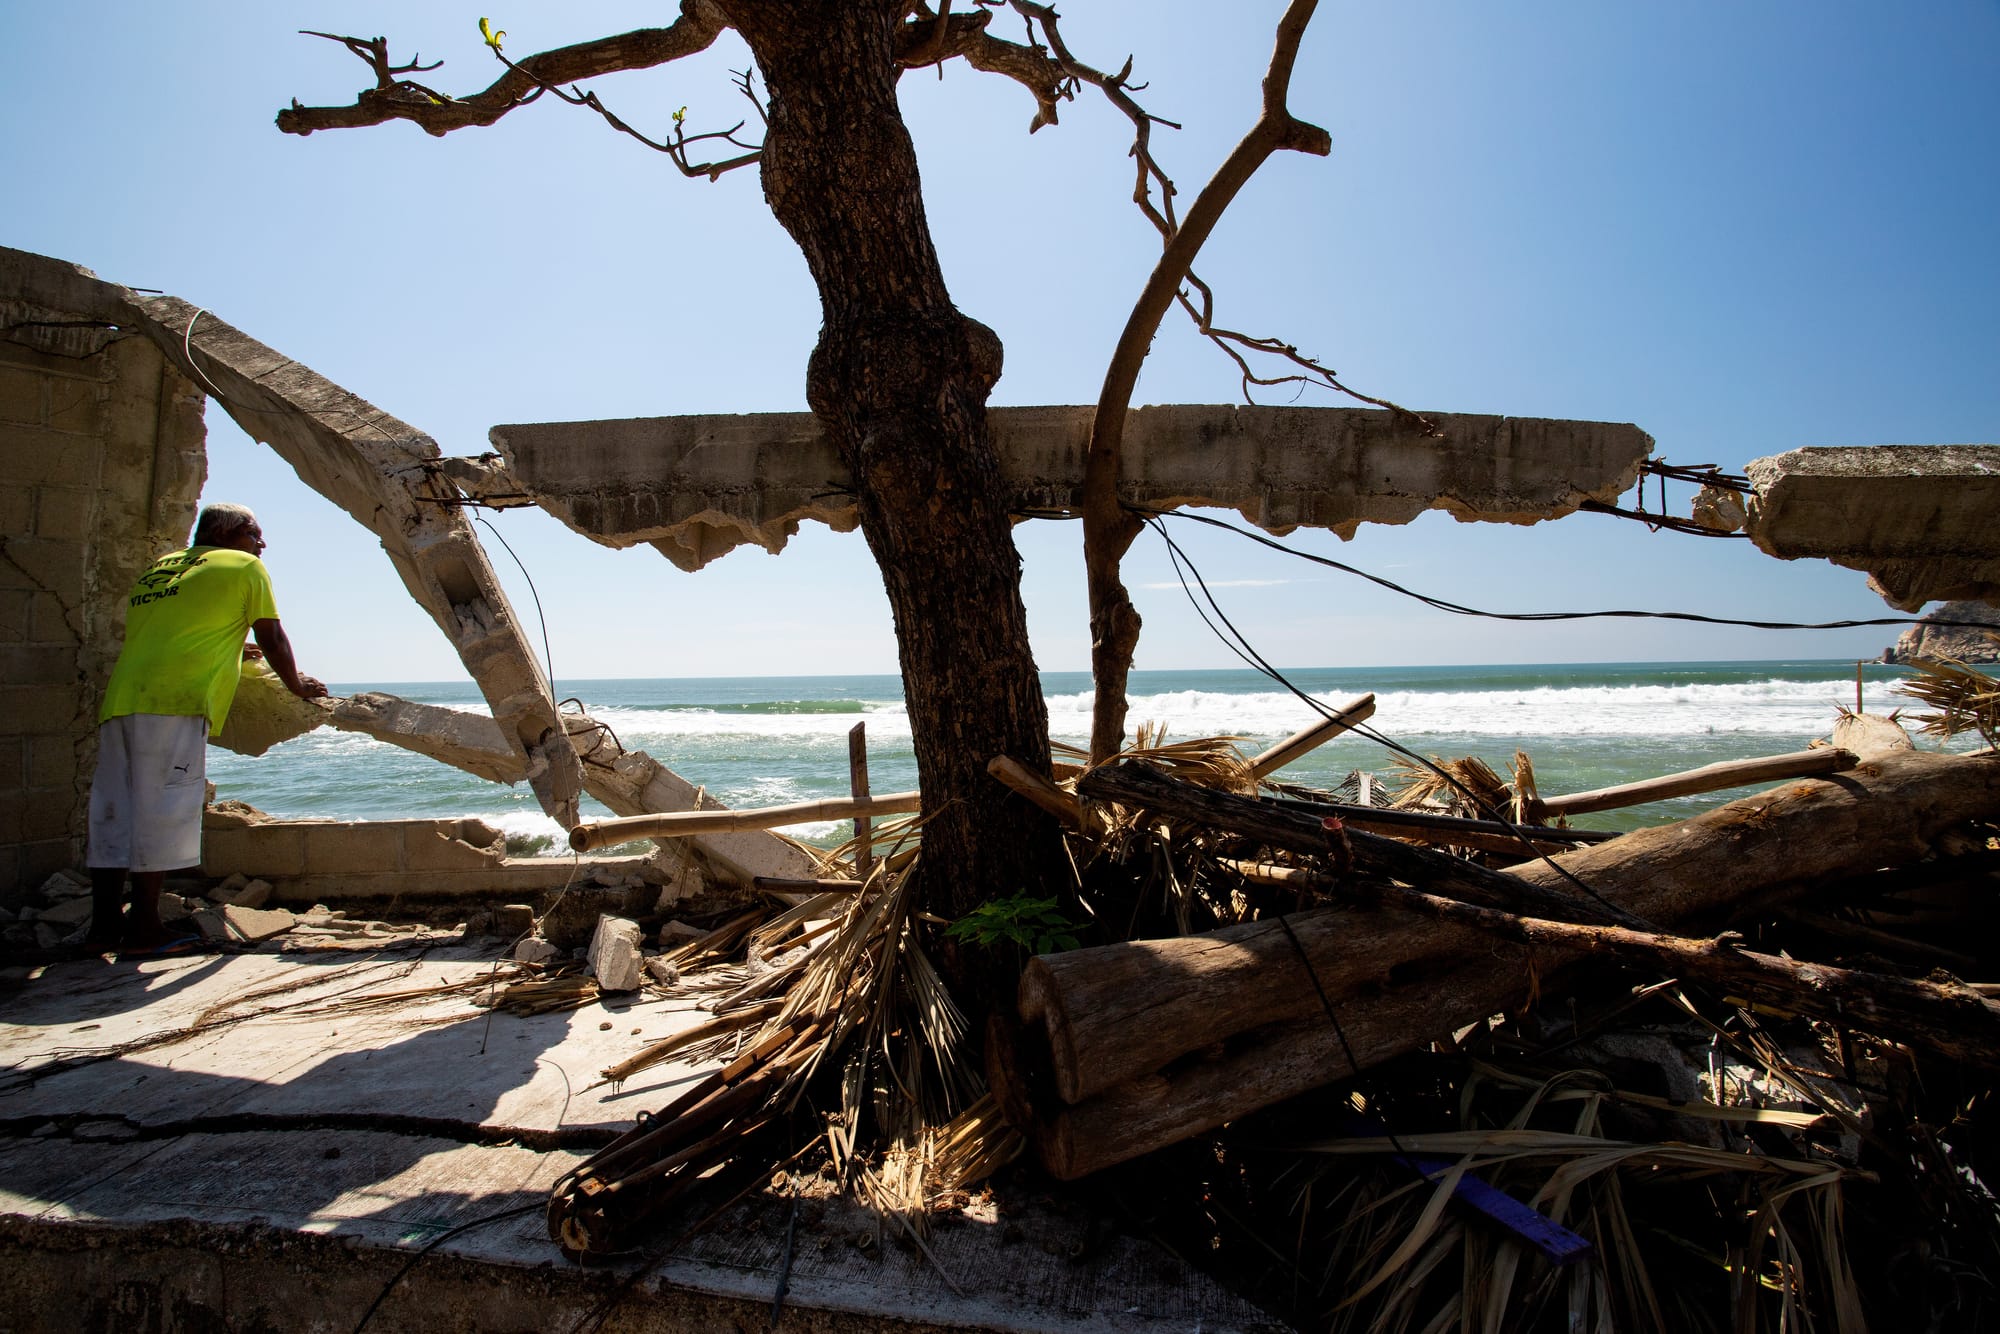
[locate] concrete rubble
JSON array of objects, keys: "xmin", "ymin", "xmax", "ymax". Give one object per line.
[
  {"xmin": 1737, "ymin": 444, "xmax": 2000, "ymax": 610},
  {"xmin": 585, "ymin": 913, "xmax": 646, "ymax": 992}
]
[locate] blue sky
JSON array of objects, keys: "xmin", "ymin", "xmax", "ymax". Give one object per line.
[{"xmin": 5, "ymin": 3, "xmax": 1995, "ymax": 683}]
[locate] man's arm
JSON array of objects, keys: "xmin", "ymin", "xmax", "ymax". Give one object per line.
[{"xmin": 250, "ymin": 618, "xmax": 328, "ymax": 699}]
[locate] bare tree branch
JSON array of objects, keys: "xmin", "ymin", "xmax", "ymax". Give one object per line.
[
  {"xmin": 277, "ymin": 2, "xmax": 731, "ymax": 138},
  {"xmin": 893, "ymin": 5, "xmax": 1071, "ymax": 130},
  {"xmin": 1069, "ymin": 0, "xmax": 1331, "ymax": 763}
]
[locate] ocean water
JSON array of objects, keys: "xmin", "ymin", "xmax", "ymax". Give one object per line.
[{"xmin": 205, "ymin": 661, "xmax": 1955, "ymax": 854}]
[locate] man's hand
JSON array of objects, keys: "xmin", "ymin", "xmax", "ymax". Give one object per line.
[
  {"xmin": 242, "ymin": 643, "xmax": 265, "ymax": 661},
  {"xmin": 251, "ymin": 618, "xmax": 329, "ymax": 702}
]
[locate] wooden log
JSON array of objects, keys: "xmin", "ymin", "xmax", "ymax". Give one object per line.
[
  {"xmin": 1027, "ymin": 750, "xmax": 2000, "ymax": 1178},
  {"xmin": 849, "ymin": 722, "xmax": 874, "ymax": 877},
  {"xmin": 987, "ymin": 755, "xmax": 1083, "ymax": 830},
  {"xmin": 570, "ymin": 790, "xmax": 921, "ymax": 851},
  {"xmin": 1530, "ymin": 747, "xmax": 1855, "ymax": 819},
  {"xmin": 1245, "ymin": 694, "xmax": 1376, "ymax": 778}
]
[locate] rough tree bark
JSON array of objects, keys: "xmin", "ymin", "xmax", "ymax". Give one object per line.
[{"xmin": 722, "ymin": 2, "xmax": 1065, "ymax": 1002}]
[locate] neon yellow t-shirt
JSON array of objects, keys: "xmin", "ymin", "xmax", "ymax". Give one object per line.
[{"xmin": 100, "ymin": 547, "xmax": 281, "ymax": 736}]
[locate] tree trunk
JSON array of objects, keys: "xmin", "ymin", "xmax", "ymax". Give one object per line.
[{"xmin": 724, "ymin": 2, "xmax": 1066, "ymax": 1005}]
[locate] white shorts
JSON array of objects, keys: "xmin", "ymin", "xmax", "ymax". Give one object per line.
[{"xmin": 87, "ymin": 714, "xmax": 209, "ymax": 874}]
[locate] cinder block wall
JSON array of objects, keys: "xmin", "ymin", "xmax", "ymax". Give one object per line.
[{"xmin": 1, "ymin": 251, "xmax": 206, "ymax": 898}]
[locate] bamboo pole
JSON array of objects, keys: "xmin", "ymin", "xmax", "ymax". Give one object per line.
[
  {"xmin": 570, "ymin": 790, "xmax": 922, "ymax": 852},
  {"xmin": 1245, "ymin": 694, "xmax": 1377, "ymax": 778},
  {"xmin": 1530, "ymin": 747, "xmax": 1856, "ymax": 819},
  {"xmin": 987, "ymin": 755, "xmax": 1083, "ymax": 830}
]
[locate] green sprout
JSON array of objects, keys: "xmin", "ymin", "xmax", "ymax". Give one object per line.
[{"xmin": 945, "ymin": 892, "xmax": 1081, "ymax": 956}]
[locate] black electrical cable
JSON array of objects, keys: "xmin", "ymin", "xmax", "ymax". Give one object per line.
[
  {"xmin": 1139, "ymin": 506, "xmax": 1997, "ymax": 635},
  {"xmin": 472, "ymin": 512, "xmax": 559, "ymax": 693},
  {"xmin": 351, "ymin": 1202, "xmax": 542, "ymax": 1333},
  {"xmin": 1145, "ymin": 516, "xmax": 1643, "ymax": 926}
]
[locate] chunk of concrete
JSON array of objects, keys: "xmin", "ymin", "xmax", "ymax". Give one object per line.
[
  {"xmin": 211, "ymin": 661, "xmax": 329, "ymax": 757},
  {"xmin": 192, "ymin": 904, "xmax": 298, "ymax": 944},
  {"xmin": 493, "ymin": 903, "xmax": 537, "ymax": 938},
  {"xmin": 210, "ymin": 878, "xmax": 273, "ymax": 909},
  {"xmin": 1744, "ymin": 445, "xmax": 2000, "ymax": 610},
  {"xmin": 489, "ymin": 405, "xmax": 1654, "ymax": 573},
  {"xmin": 643, "ymin": 956, "xmax": 680, "ymax": 988},
  {"xmin": 513, "ymin": 937, "xmax": 560, "ymax": 965},
  {"xmin": 586, "ymin": 915, "xmax": 645, "ymax": 993},
  {"xmin": 36, "ymin": 897, "xmax": 97, "ymax": 931},
  {"xmin": 38, "ymin": 870, "xmax": 90, "ymax": 901}
]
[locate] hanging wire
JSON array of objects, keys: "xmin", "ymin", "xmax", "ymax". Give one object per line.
[
  {"xmin": 470, "ymin": 512, "xmax": 558, "ymax": 693},
  {"xmin": 1143, "ymin": 514, "xmax": 1648, "ymax": 926},
  {"xmin": 1137, "ymin": 506, "xmax": 1997, "ymax": 634}
]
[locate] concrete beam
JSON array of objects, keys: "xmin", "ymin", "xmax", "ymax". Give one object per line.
[
  {"xmin": 488, "ymin": 404, "xmax": 1654, "ymax": 571},
  {"xmin": 94, "ymin": 281, "xmax": 585, "ymax": 826},
  {"xmin": 325, "ymin": 692, "xmax": 817, "ymax": 889},
  {"xmin": 1744, "ymin": 445, "xmax": 2000, "ymax": 611}
]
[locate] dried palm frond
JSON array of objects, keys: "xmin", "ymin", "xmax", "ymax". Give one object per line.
[
  {"xmin": 1896, "ymin": 650, "xmax": 2000, "ymax": 750},
  {"xmin": 1114, "ymin": 724, "xmax": 1259, "ymax": 794},
  {"xmin": 1388, "ymin": 753, "xmax": 1511, "ymax": 820},
  {"xmin": 1509, "ymin": 749, "xmax": 1542, "ymax": 825},
  {"xmin": 930, "ymin": 1091, "xmax": 1026, "ymax": 1192}
]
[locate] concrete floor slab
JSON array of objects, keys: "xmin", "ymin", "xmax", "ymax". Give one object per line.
[{"xmin": 0, "ymin": 946, "xmax": 1280, "ymax": 1331}]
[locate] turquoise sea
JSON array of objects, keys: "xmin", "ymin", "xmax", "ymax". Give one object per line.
[{"xmin": 206, "ymin": 661, "xmax": 1955, "ymax": 853}]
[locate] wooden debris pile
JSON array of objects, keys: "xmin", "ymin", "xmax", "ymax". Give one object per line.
[{"xmin": 555, "ymin": 687, "xmax": 2000, "ymax": 1329}]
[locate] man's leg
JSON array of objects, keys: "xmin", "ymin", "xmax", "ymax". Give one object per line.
[
  {"xmin": 85, "ymin": 868, "xmax": 125, "ymax": 950},
  {"xmin": 122, "ymin": 871, "xmax": 170, "ymax": 948}
]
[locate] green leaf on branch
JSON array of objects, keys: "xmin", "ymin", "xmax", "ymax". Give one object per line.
[
  {"xmin": 946, "ymin": 893, "xmax": 1081, "ymax": 956},
  {"xmin": 479, "ymin": 16, "xmax": 506, "ymax": 51}
]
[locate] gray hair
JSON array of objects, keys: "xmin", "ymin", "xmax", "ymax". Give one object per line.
[{"xmin": 193, "ymin": 503, "xmax": 258, "ymax": 546}]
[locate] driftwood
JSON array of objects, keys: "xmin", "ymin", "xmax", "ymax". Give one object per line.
[
  {"xmin": 570, "ymin": 789, "xmax": 922, "ymax": 851},
  {"xmin": 1529, "ymin": 747, "xmax": 1855, "ymax": 819},
  {"xmin": 987, "ymin": 756, "xmax": 1084, "ymax": 830},
  {"xmin": 1015, "ymin": 750, "xmax": 2000, "ymax": 1179},
  {"xmin": 1081, "ymin": 760, "xmax": 1651, "ymax": 931}
]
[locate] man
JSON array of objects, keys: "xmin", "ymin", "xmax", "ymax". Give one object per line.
[{"xmin": 85, "ymin": 503, "xmax": 326, "ymax": 952}]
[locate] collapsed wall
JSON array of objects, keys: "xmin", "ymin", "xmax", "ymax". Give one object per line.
[
  {"xmin": 0, "ymin": 250, "xmax": 207, "ymax": 893},
  {"xmin": 0, "ymin": 245, "xmax": 813, "ymax": 905}
]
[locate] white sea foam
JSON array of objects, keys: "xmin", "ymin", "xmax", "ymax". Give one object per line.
[{"xmin": 596, "ymin": 677, "xmax": 1869, "ymax": 746}]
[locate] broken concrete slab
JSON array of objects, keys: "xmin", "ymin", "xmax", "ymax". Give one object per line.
[
  {"xmin": 192, "ymin": 903, "xmax": 297, "ymax": 944},
  {"xmin": 1743, "ymin": 444, "xmax": 2000, "ymax": 610},
  {"xmin": 210, "ymin": 877, "xmax": 274, "ymax": 909},
  {"xmin": 586, "ymin": 915, "xmax": 645, "ymax": 993},
  {"xmin": 488, "ymin": 404, "xmax": 1654, "ymax": 572}
]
